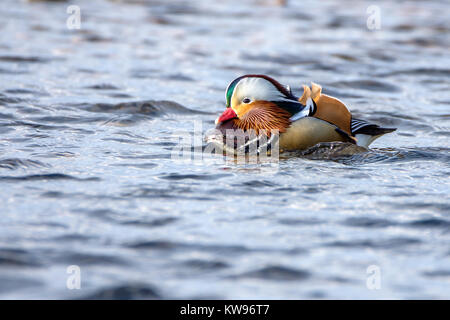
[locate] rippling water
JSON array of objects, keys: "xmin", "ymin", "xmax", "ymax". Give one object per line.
[{"xmin": 0, "ymin": 0, "xmax": 449, "ymax": 299}]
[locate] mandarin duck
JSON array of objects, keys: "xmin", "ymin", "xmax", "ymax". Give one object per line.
[{"xmin": 213, "ymin": 74, "xmax": 396, "ymax": 152}]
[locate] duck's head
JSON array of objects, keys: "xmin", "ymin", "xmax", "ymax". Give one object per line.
[{"xmin": 215, "ymin": 75, "xmax": 305, "ymax": 132}]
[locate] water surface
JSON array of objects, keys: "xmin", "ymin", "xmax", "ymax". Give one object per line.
[{"xmin": 0, "ymin": 0, "xmax": 449, "ymax": 299}]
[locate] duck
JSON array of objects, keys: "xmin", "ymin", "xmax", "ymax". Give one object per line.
[{"xmin": 213, "ymin": 74, "xmax": 396, "ymax": 152}]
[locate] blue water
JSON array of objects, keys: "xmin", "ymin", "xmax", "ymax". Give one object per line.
[{"xmin": 0, "ymin": 0, "xmax": 449, "ymax": 299}]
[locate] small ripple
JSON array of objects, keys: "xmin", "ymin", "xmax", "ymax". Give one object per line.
[
  {"xmin": 181, "ymin": 259, "xmax": 229, "ymax": 271},
  {"xmin": 29, "ymin": 115, "xmax": 108, "ymax": 124},
  {"xmin": 54, "ymin": 253, "xmax": 129, "ymax": 266},
  {"xmin": 342, "ymin": 217, "xmax": 397, "ymax": 228},
  {"xmin": 52, "ymin": 234, "xmax": 96, "ymax": 242},
  {"xmin": 127, "ymin": 240, "xmax": 178, "ymax": 250},
  {"xmin": 278, "ymin": 218, "xmax": 323, "ymax": 226},
  {"xmin": 118, "ymin": 154, "xmax": 171, "ymax": 160},
  {"xmin": 377, "ymin": 68, "xmax": 450, "ymax": 77},
  {"xmin": 129, "ymin": 68, "xmax": 159, "ymax": 79},
  {"xmin": 84, "ymin": 84, "xmax": 120, "ymax": 90},
  {"xmin": 0, "ymin": 94, "xmax": 25, "ymax": 104},
  {"xmin": 326, "ymin": 237, "xmax": 421, "ymax": 249},
  {"xmin": 126, "ymin": 240, "xmax": 304, "ymax": 256},
  {"xmin": 7, "ymin": 120, "xmax": 69, "ymax": 130},
  {"xmin": 121, "ymin": 186, "xmax": 191, "ymax": 199},
  {"xmin": 83, "ymin": 34, "xmax": 116, "ymax": 43},
  {"xmin": 0, "ymin": 158, "xmax": 49, "ymax": 170},
  {"xmin": 34, "ymin": 152, "xmax": 79, "ymax": 159},
  {"xmin": 102, "ymin": 115, "xmax": 149, "ymax": 126},
  {"xmin": 126, "ymin": 241, "xmax": 251, "ymax": 254},
  {"xmin": 81, "ymin": 100, "xmax": 211, "ymax": 116},
  {"xmin": 0, "ymin": 68, "xmax": 28, "ymax": 75},
  {"xmin": 164, "ymin": 74, "xmax": 194, "ymax": 81},
  {"xmin": 121, "ymin": 217, "xmax": 179, "ymax": 228},
  {"xmin": 102, "ymin": 137, "xmax": 141, "ymax": 144},
  {"xmin": 0, "ymin": 55, "xmax": 51, "ymax": 63},
  {"xmin": 289, "ymin": 144, "xmax": 450, "ymax": 165},
  {"xmin": 4, "ymin": 88, "xmax": 49, "ymax": 96},
  {"xmin": 0, "ymin": 173, "xmax": 99, "ymax": 182},
  {"xmin": 328, "ymin": 79, "xmax": 401, "ymax": 92},
  {"xmin": 307, "ymin": 62, "xmax": 338, "ymax": 72},
  {"xmin": 0, "ymin": 112, "xmax": 15, "ymax": 120},
  {"xmin": 80, "ymin": 284, "xmax": 161, "ymax": 299},
  {"xmin": 431, "ymin": 131, "xmax": 450, "ymax": 137},
  {"xmin": 406, "ymin": 218, "xmax": 450, "ymax": 229},
  {"xmin": 158, "ymin": 173, "xmax": 230, "ymax": 181},
  {"xmin": 332, "ymin": 53, "xmax": 359, "ymax": 62},
  {"xmin": 147, "ymin": 15, "xmax": 177, "ymax": 25},
  {"xmin": 0, "ymin": 248, "xmax": 42, "ymax": 267},
  {"xmin": 9, "ymin": 105, "xmax": 44, "ymax": 115},
  {"xmin": 422, "ymin": 270, "xmax": 450, "ymax": 278},
  {"xmin": 321, "ymin": 88, "xmax": 363, "ymax": 99},
  {"xmin": 383, "ymin": 202, "xmax": 450, "ymax": 214},
  {"xmin": 241, "ymin": 53, "xmax": 318, "ymax": 66},
  {"xmin": 108, "ymin": 91, "xmax": 134, "ymax": 98},
  {"xmin": 374, "ymin": 147, "xmax": 450, "ymax": 164},
  {"xmin": 237, "ymin": 180, "xmax": 278, "ymax": 187},
  {"xmin": 327, "ymin": 276, "xmax": 355, "ymax": 284},
  {"xmin": 111, "ymin": 162, "xmax": 158, "ymax": 169},
  {"xmin": 231, "ymin": 266, "xmax": 310, "ymax": 281}
]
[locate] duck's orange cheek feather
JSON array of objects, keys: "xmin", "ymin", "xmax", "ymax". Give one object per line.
[
  {"xmin": 237, "ymin": 101, "xmax": 292, "ymax": 133},
  {"xmin": 233, "ymin": 102, "xmax": 254, "ymax": 118},
  {"xmin": 215, "ymin": 101, "xmax": 292, "ymax": 135}
]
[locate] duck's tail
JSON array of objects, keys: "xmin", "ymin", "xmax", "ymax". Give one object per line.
[{"xmin": 351, "ymin": 118, "xmax": 396, "ymax": 148}]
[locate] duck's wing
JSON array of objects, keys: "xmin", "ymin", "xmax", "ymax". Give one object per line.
[
  {"xmin": 296, "ymin": 83, "xmax": 396, "ymax": 148},
  {"xmin": 298, "ymin": 83, "xmax": 352, "ymax": 135},
  {"xmin": 351, "ymin": 118, "xmax": 396, "ymax": 148}
]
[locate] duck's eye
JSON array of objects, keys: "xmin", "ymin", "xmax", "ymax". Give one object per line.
[{"xmin": 242, "ymin": 98, "xmax": 251, "ymax": 104}]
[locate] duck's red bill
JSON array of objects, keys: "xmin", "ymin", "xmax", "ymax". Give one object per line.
[{"xmin": 217, "ymin": 108, "xmax": 237, "ymax": 124}]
